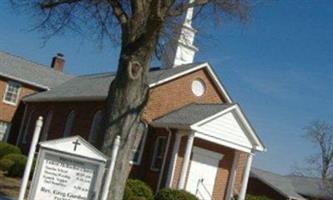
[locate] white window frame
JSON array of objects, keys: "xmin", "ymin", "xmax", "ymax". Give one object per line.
[
  {"xmin": 88, "ymin": 110, "xmax": 102, "ymax": 144},
  {"xmin": 0, "ymin": 121, "xmax": 11, "ymax": 141},
  {"xmin": 63, "ymin": 110, "xmax": 75, "ymax": 137},
  {"xmin": 130, "ymin": 129, "xmax": 148, "ymax": 166},
  {"xmin": 3, "ymin": 81, "xmax": 21, "ymax": 106},
  {"xmin": 150, "ymin": 136, "xmax": 167, "ymax": 171}
]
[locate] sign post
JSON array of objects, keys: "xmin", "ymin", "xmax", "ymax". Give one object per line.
[
  {"xmin": 101, "ymin": 135, "xmax": 121, "ymax": 200},
  {"xmin": 18, "ymin": 116, "xmax": 43, "ymax": 200}
]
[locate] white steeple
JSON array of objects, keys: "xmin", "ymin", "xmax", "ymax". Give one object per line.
[{"xmin": 162, "ymin": 0, "xmax": 198, "ymax": 68}]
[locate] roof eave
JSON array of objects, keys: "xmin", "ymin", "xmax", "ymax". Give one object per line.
[
  {"xmin": 0, "ymin": 72, "xmax": 49, "ymax": 90},
  {"xmin": 150, "ymin": 122, "xmax": 191, "ymax": 130}
]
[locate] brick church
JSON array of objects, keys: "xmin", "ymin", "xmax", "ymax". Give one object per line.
[{"xmin": 8, "ymin": 5, "xmax": 265, "ymax": 200}]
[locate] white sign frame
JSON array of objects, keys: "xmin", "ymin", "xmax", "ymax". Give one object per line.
[{"xmin": 28, "ymin": 136, "xmax": 107, "ymax": 200}]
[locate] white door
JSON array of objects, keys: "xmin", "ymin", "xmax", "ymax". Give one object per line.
[{"xmin": 186, "ymin": 147, "xmax": 223, "ymax": 200}]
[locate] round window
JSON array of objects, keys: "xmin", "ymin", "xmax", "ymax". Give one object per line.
[{"xmin": 191, "ymin": 79, "xmax": 206, "ymax": 96}]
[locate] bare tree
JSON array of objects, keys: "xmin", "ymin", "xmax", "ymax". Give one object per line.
[
  {"xmin": 9, "ymin": 0, "xmax": 251, "ymax": 199},
  {"xmin": 300, "ymin": 120, "xmax": 333, "ymax": 198},
  {"xmin": 304, "ymin": 120, "xmax": 333, "ymax": 180}
]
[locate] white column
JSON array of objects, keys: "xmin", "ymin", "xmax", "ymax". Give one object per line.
[
  {"xmin": 238, "ymin": 153, "xmax": 254, "ymax": 200},
  {"xmin": 178, "ymin": 132, "xmax": 194, "ymax": 189},
  {"xmin": 225, "ymin": 151, "xmax": 240, "ymax": 200},
  {"xmin": 18, "ymin": 116, "xmax": 43, "ymax": 200},
  {"xmin": 166, "ymin": 133, "xmax": 183, "ymax": 187}
]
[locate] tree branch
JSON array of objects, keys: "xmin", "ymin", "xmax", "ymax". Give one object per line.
[
  {"xmin": 40, "ymin": 0, "xmax": 81, "ymax": 9},
  {"xmin": 107, "ymin": 0, "xmax": 129, "ymax": 25}
]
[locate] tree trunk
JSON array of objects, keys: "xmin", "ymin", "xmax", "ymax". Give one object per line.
[{"xmin": 101, "ymin": 22, "xmax": 162, "ymax": 200}]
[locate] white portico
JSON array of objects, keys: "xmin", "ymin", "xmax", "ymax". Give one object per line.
[{"xmin": 152, "ymin": 103, "xmax": 265, "ymax": 200}]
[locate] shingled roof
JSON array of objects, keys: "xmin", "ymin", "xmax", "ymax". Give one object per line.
[
  {"xmin": 251, "ymin": 168, "xmax": 333, "ymax": 200},
  {"xmin": 152, "ymin": 103, "xmax": 233, "ymax": 127},
  {"xmin": 251, "ymin": 168, "xmax": 306, "ymax": 200},
  {"xmin": 0, "ymin": 51, "xmax": 73, "ymax": 89},
  {"xmin": 288, "ymin": 175, "xmax": 333, "ymax": 199},
  {"xmin": 24, "ymin": 62, "xmax": 205, "ymax": 102}
]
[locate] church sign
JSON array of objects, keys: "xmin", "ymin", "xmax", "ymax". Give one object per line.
[{"xmin": 28, "ymin": 136, "xmax": 107, "ymax": 200}]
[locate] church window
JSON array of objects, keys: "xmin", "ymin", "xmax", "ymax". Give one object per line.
[
  {"xmin": 192, "ymin": 79, "xmax": 206, "ymax": 97},
  {"xmin": 89, "ymin": 110, "xmax": 102, "ymax": 145},
  {"xmin": 151, "ymin": 136, "xmax": 167, "ymax": 171},
  {"xmin": 63, "ymin": 110, "xmax": 75, "ymax": 137}
]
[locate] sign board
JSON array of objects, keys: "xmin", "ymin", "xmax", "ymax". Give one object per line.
[{"xmin": 28, "ymin": 136, "xmax": 107, "ymax": 200}]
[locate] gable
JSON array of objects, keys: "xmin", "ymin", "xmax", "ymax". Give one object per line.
[
  {"xmin": 143, "ymin": 68, "xmax": 226, "ymax": 122},
  {"xmin": 39, "ymin": 135, "xmax": 107, "ymax": 162},
  {"xmin": 193, "ymin": 110, "xmax": 253, "ymax": 152},
  {"xmin": 191, "ymin": 105, "xmax": 265, "ymax": 153}
]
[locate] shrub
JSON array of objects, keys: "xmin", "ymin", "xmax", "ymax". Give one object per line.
[
  {"xmin": 0, "ymin": 158, "xmax": 14, "ymax": 171},
  {"xmin": 155, "ymin": 188, "xmax": 198, "ymax": 200},
  {"xmin": 128, "ymin": 197, "xmax": 146, "ymax": 200},
  {"xmin": 123, "ymin": 179, "xmax": 154, "ymax": 200},
  {"xmin": 0, "ymin": 142, "xmax": 21, "ymax": 159},
  {"xmin": 2, "ymin": 153, "xmax": 27, "ymax": 177}
]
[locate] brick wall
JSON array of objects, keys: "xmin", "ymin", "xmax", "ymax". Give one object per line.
[
  {"xmin": 19, "ymin": 101, "xmax": 104, "ymax": 153},
  {"xmin": 143, "ymin": 69, "xmax": 225, "ymax": 122},
  {"xmin": 234, "ymin": 152, "xmax": 248, "ymax": 193},
  {"xmin": 0, "ymin": 76, "xmax": 40, "ymax": 123}
]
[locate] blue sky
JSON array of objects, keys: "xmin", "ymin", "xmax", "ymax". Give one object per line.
[{"xmin": 1, "ymin": 1, "xmax": 333, "ymax": 175}]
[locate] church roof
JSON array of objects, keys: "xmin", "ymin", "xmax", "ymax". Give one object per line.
[
  {"xmin": 251, "ymin": 168, "xmax": 333, "ymax": 200},
  {"xmin": 24, "ymin": 62, "xmax": 205, "ymax": 102},
  {"xmin": 287, "ymin": 175, "xmax": 333, "ymax": 199},
  {"xmin": 152, "ymin": 103, "xmax": 234, "ymax": 127},
  {"xmin": 0, "ymin": 51, "xmax": 73, "ymax": 89},
  {"xmin": 251, "ymin": 168, "xmax": 306, "ymax": 200}
]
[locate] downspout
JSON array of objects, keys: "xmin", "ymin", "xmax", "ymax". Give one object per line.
[{"xmin": 156, "ymin": 128, "xmax": 172, "ymax": 193}]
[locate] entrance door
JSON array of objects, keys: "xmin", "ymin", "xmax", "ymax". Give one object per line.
[{"xmin": 186, "ymin": 147, "xmax": 223, "ymax": 200}]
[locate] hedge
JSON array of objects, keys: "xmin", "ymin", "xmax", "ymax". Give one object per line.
[
  {"xmin": 0, "ymin": 142, "xmax": 21, "ymax": 159},
  {"xmin": 123, "ymin": 179, "xmax": 154, "ymax": 200},
  {"xmin": 1, "ymin": 153, "xmax": 27, "ymax": 177},
  {"xmin": 155, "ymin": 189, "xmax": 198, "ymax": 200},
  {"xmin": 0, "ymin": 158, "xmax": 14, "ymax": 171}
]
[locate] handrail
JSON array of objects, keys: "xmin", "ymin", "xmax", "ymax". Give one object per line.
[{"xmin": 195, "ymin": 178, "xmax": 213, "ymax": 200}]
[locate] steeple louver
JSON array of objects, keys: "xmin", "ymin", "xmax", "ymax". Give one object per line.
[{"xmin": 161, "ymin": 0, "xmax": 198, "ymax": 68}]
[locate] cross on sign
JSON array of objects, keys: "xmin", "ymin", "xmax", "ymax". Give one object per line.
[{"xmin": 72, "ymin": 139, "xmax": 81, "ymax": 151}]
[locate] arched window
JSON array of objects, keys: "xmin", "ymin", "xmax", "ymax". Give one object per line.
[
  {"xmin": 40, "ymin": 111, "xmax": 53, "ymax": 141},
  {"xmin": 89, "ymin": 110, "xmax": 102, "ymax": 145},
  {"xmin": 63, "ymin": 110, "xmax": 75, "ymax": 137}
]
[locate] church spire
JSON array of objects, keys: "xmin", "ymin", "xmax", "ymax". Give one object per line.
[{"xmin": 161, "ymin": 0, "xmax": 198, "ymax": 68}]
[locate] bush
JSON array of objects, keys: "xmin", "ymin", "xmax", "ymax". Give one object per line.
[
  {"xmin": 155, "ymin": 188, "xmax": 198, "ymax": 200},
  {"xmin": 0, "ymin": 142, "xmax": 21, "ymax": 159},
  {"xmin": 0, "ymin": 158, "xmax": 14, "ymax": 171},
  {"xmin": 2, "ymin": 153, "xmax": 27, "ymax": 177},
  {"xmin": 123, "ymin": 179, "xmax": 154, "ymax": 200}
]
